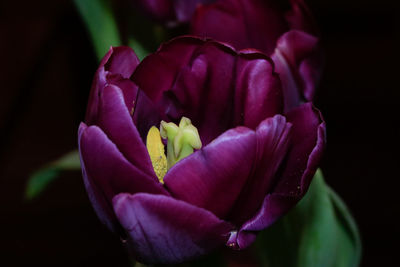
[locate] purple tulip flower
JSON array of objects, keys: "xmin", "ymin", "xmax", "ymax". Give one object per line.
[
  {"xmin": 78, "ymin": 36, "xmax": 325, "ymax": 264},
  {"xmin": 191, "ymin": 0, "xmax": 324, "ymax": 111}
]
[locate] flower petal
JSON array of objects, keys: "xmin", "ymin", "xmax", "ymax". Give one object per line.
[
  {"xmin": 113, "ymin": 192, "xmax": 233, "ymax": 264},
  {"xmin": 132, "ymin": 37, "xmax": 202, "ymax": 102},
  {"xmin": 133, "ymin": 36, "xmax": 282, "ymax": 145},
  {"xmin": 79, "ymin": 124, "xmax": 169, "ymax": 231},
  {"xmin": 228, "ymin": 115, "xmax": 292, "ymax": 225},
  {"xmin": 97, "ymin": 84, "xmax": 156, "ymax": 178},
  {"xmin": 281, "ymin": 103, "xmax": 326, "ymax": 193},
  {"xmin": 271, "ymin": 30, "xmax": 321, "ymax": 110},
  {"xmin": 104, "ymin": 46, "xmax": 140, "ymax": 78},
  {"xmin": 78, "ymin": 123, "xmax": 119, "ymax": 233},
  {"xmin": 234, "ymin": 57, "xmax": 283, "ymax": 129},
  {"xmin": 85, "ymin": 46, "xmax": 139, "ymax": 125},
  {"xmin": 281, "ymin": 0, "xmax": 324, "ymax": 103},
  {"xmin": 231, "ymin": 103, "xmax": 325, "ymax": 248},
  {"xmin": 164, "ymin": 126, "xmax": 256, "ymax": 219},
  {"xmin": 191, "ymin": 0, "xmax": 288, "ymax": 54}
]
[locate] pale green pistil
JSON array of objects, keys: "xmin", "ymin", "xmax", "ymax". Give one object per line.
[
  {"xmin": 160, "ymin": 117, "xmax": 202, "ymax": 169},
  {"xmin": 146, "ymin": 117, "xmax": 202, "ymax": 182}
]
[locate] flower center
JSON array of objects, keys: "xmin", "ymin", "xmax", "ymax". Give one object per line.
[{"xmin": 146, "ymin": 117, "xmax": 202, "ymax": 183}]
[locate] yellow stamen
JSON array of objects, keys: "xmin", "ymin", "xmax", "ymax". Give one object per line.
[{"xmin": 146, "ymin": 126, "xmax": 167, "ymax": 183}]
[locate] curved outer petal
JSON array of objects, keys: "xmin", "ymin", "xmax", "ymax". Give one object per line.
[
  {"xmin": 78, "ymin": 123, "xmax": 118, "ymax": 233},
  {"xmin": 164, "ymin": 126, "xmax": 257, "ymax": 219},
  {"xmin": 191, "ymin": 0, "xmax": 288, "ymax": 54},
  {"xmin": 97, "ymin": 84, "xmax": 156, "ymax": 177},
  {"xmin": 271, "ymin": 30, "xmax": 319, "ymax": 111},
  {"xmin": 229, "ymin": 103, "xmax": 326, "ymax": 249},
  {"xmin": 113, "ymin": 192, "xmax": 233, "ymax": 264},
  {"xmin": 79, "ymin": 124, "xmax": 169, "ymax": 233},
  {"xmin": 164, "ymin": 115, "xmax": 291, "ymax": 223},
  {"xmin": 85, "ymin": 46, "xmax": 140, "ymax": 125},
  {"xmin": 228, "ymin": 115, "xmax": 292, "ymax": 225},
  {"xmin": 284, "ymin": 0, "xmax": 324, "ymax": 102},
  {"xmin": 132, "ymin": 36, "xmax": 283, "ymax": 145}
]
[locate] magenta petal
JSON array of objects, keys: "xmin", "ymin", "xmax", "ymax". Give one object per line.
[
  {"xmin": 281, "ymin": 103, "xmax": 326, "ymax": 193},
  {"xmin": 228, "ymin": 115, "xmax": 292, "ymax": 225},
  {"xmin": 104, "ymin": 46, "xmax": 140, "ymax": 78},
  {"xmin": 97, "ymin": 84, "xmax": 156, "ymax": 178},
  {"xmin": 231, "ymin": 103, "xmax": 325, "ymax": 248},
  {"xmin": 79, "ymin": 125, "xmax": 169, "ymax": 228},
  {"xmin": 113, "ymin": 193, "xmax": 233, "ymax": 264},
  {"xmin": 167, "ymin": 42, "xmax": 238, "ymax": 144},
  {"xmin": 235, "ymin": 57, "xmax": 283, "ymax": 128},
  {"xmin": 228, "ymin": 194, "xmax": 297, "ymax": 249},
  {"xmin": 191, "ymin": 0, "xmax": 288, "ymax": 54},
  {"xmin": 132, "ymin": 90, "xmax": 165, "ymax": 141},
  {"xmin": 78, "ymin": 123, "xmax": 119, "ymax": 233},
  {"xmin": 105, "ymin": 73, "xmax": 138, "ymax": 114},
  {"xmin": 85, "ymin": 46, "xmax": 140, "ymax": 125},
  {"xmin": 133, "ymin": 36, "xmax": 283, "ymax": 144},
  {"xmin": 271, "ymin": 30, "xmax": 320, "ymax": 111},
  {"xmin": 132, "ymin": 37, "xmax": 202, "ymax": 102},
  {"xmin": 164, "ymin": 127, "xmax": 257, "ymax": 219}
]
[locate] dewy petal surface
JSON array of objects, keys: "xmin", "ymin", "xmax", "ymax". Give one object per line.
[
  {"xmin": 79, "ymin": 125, "xmax": 169, "ymax": 231},
  {"xmin": 164, "ymin": 126, "xmax": 256, "ymax": 219},
  {"xmin": 97, "ymin": 84, "xmax": 156, "ymax": 178},
  {"xmin": 133, "ymin": 36, "xmax": 283, "ymax": 145},
  {"xmin": 113, "ymin": 193, "xmax": 233, "ymax": 264},
  {"xmin": 230, "ymin": 103, "xmax": 325, "ymax": 248}
]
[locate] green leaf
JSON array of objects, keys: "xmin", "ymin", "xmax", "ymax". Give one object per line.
[
  {"xmin": 256, "ymin": 169, "xmax": 361, "ymax": 267},
  {"xmin": 25, "ymin": 150, "xmax": 81, "ymax": 200},
  {"xmin": 73, "ymin": 0, "xmax": 122, "ymax": 60}
]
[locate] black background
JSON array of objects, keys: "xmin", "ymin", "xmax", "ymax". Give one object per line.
[{"xmin": 0, "ymin": 0, "xmax": 398, "ymax": 266}]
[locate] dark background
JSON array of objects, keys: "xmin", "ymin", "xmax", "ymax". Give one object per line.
[{"xmin": 0, "ymin": 0, "xmax": 398, "ymax": 266}]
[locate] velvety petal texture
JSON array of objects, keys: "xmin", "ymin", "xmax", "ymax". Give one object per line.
[
  {"xmin": 113, "ymin": 193, "xmax": 233, "ymax": 264},
  {"xmin": 192, "ymin": 0, "xmax": 288, "ymax": 54},
  {"xmin": 229, "ymin": 103, "xmax": 326, "ymax": 249},
  {"xmin": 79, "ymin": 36, "xmax": 325, "ymax": 264},
  {"xmin": 191, "ymin": 0, "xmax": 323, "ymax": 110},
  {"xmin": 271, "ymin": 30, "xmax": 320, "ymax": 111},
  {"xmin": 133, "ymin": 36, "xmax": 283, "ymax": 144},
  {"xmin": 85, "ymin": 46, "xmax": 140, "ymax": 125},
  {"xmin": 79, "ymin": 123, "xmax": 169, "ymax": 232}
]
